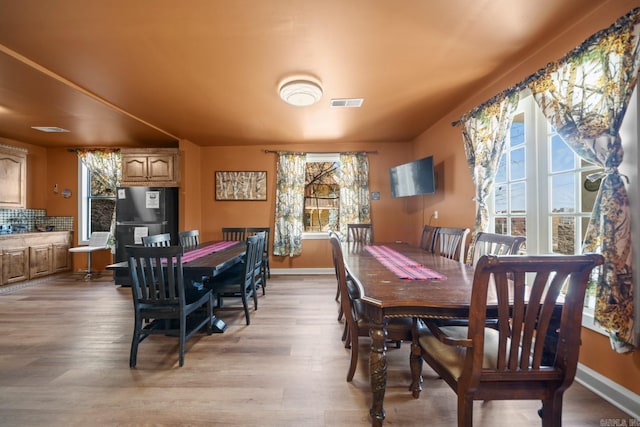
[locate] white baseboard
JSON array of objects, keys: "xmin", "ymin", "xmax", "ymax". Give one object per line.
[
  {"xmin": 270, "ymin": 268, "xmax": 333, "ymax": 275},
  {"xmin": 576, "ymin": 363, "xmax": 640, "ymax": 420}
]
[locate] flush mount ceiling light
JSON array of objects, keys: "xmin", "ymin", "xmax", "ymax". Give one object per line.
[{"xmin": 279, "ymin": 79, "xmax": 323, "ymax": 107}]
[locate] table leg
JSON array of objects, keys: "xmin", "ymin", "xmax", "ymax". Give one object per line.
[{"xmin": 369, "ymin": 323, "xmax": 387, "ymax": 426}]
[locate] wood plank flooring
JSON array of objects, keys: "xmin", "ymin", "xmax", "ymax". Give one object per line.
[{"xmin": 0, "ymin": 273, "xmax": 633, "ymax": 426}]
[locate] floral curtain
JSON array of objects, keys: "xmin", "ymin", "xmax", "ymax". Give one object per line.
[
  {"xmin": 76, "ymin": 149, "xmax": 121, "ymax": 248},
  {"xmin": 335, "ymin": 153, "xmax": 371, "ymax": 238},
  {"xmin": 461, "ymin": 93, "xmax": 520, "ymax": 263},
  {"xmin": 528, "ymin": 8, "xmax": 640, "ymax": 352},
  {"xmin": 273, "ymin": 152, "xmax": 306, "ymax": 257}
]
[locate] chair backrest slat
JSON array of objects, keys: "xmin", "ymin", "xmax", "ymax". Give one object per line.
[
  {"xmin": 434, "ymin": 227, "xmax": 470, "ymax": 262},
  {"xmin": 347, "ymin": 224, "xmax": 373, "ymax": 244},
  {"xmin": 126, "ymin": 245, "xmax": 186, "ymax": 306},
  {"xmin": 241, "ymin": 234, "xmax": 262, "ymax": 287},
  {"xmin": 179, "ymin": 230, "xmax": 200, "ymax": 248},
  {"xmin": 419, "ymin": 225, "xmax": 439, "ymax": 253},
  {"xmin": 222, "ymin": 227, "xmax": 246, "ymax": 241},
  {"xmin": 467, "ymin": 231, "xmax": 526, "ymax": 266},
  {"xmin": 246, "ymin": 227, "xmax": 270, "ymax": 255},
  {"xmin": 142, "ymin": 233, "xmax": 171, "ymax": 247},
  {"xmin": 467, "ymin": 254, "xmax": 603, "ymax": 381}
]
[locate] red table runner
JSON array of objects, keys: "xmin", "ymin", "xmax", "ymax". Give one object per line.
[
  {"xmin": 180, "ymin": 241, "xmax": 239, "ymax": 263},
  {"xmin": 364, "ymin": 245, "xmax": 446, "ymax": 280}
]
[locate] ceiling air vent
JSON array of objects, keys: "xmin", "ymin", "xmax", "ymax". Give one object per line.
[
  {"xmin": 330, "ymin": 98, "xmax": 364, "ymax": 108},
  {"xmin": 31, "ymin": 126, "xmax": 70, "ymax": 133}
]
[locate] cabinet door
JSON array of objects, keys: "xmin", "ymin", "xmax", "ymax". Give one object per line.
[
  {"xmin": 147, "ymin": 154, "xmax": 175, "ymax": 182},
  {"xmin": 120, "ymin": 148, "xmax": 180, "ymax": 187},
  {"xmin": 3, "ymin": 247, "xmax": 29, "ymax": 284},
  {"xmin": 52, "ymin": 243, "xmax": 71, "ymax": 273},
  {"xmin": 121, "ymin": 155, "xmax": 148, "ymax": 182},
  {"xmin": 52, "ymin": 243, "xmax": 71, "ymax": 272},
  {"xmin": 30, "ymin": 244, "xmax": 52, "ymax": 279},
  {"xmin": 0, "ymin": 146, "xmax": 27, "ymax": 209}
]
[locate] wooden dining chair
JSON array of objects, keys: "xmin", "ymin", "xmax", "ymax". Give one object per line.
[
  {"xmin": 126, "ymin": 245, "xmax": 213, "ymax": 367},
  {"xmin": 205, "ymin": 234, "xmax": 263, "ymax": 325},
  {"xmin": 329, "ymin": 233, "xmax": 412, "ymax": 382},
  {"xmin": 246, "ymin": 227, "xmax": 271, "ymax": 290},
  {"xmin": 438, "ymin": 232, "xmax": 526, "ymax": 329},
  {"xmin": 419, "ymin": 225, "xmax": 440, "ymax": 253},
  {"xmin": 222, "ymin": 227, "xmax": 246, "ymax": 241},
  {"xmin": 410, "ymin": 253, "xmax": 603, "ymax": 427},
  {"xmin": 142, "ymin": 233, "xmax": 171, "ymax": 247},
  {"xmin": 178, "ymin": 229, "xmax": 200, "ymax": 249},
  {"xmin": 434, "ymin": 226, "xmax": 470, "ymax": 262},
  {"xmin": 466, "ymin": 231, "xmax": 526, "ymax": 267},
  {"xmin": 347, "ymin": 223, "xmax": 373, "ymax": 244}
]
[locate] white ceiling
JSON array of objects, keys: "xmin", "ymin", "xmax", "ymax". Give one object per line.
[{"xmin": 0, "ymin": 0, "xmax": 633, "ymax": 148}]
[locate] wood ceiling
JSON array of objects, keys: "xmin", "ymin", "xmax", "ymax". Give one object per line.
[{"xmin": 0, "ymin": 0, "xmax": 633, "ymax": 148}]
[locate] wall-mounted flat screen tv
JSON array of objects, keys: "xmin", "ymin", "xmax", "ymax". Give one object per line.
[{"xmin": 389, "ymin": 155, "xmax": 435, "ymax": 198}]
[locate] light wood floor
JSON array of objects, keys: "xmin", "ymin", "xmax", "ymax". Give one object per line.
[{"xmin": 0, "ymin": 272, "xmax": 632, "ymax": 426}]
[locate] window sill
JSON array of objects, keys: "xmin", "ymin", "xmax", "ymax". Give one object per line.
[
  {"xmin": 582, "ymin": 307, "xmax": 608, "ymax": 336},
  {"xmin": 302, "ymin": 232, "xmax": 329, "ymax": 240}
]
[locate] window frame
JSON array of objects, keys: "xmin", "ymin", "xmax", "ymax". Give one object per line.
[
  {"xmin": 302, "ymin": 153, "xmax": 341, "ymax": 239},
  {"xmin": 488, "ymin": 92, "xmax": 637, "ymax": 336},
  {"xmin": 77, "ymin": 157, "xmax": 117, "ymax": 244}
]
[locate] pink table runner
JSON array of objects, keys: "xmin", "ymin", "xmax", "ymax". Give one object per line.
[
  {"xmin": 364, "ymin": 245, "xmax": 446, "ymax": 280},
  {"xmin": 180, "ymin": 241, "xmax": 239, "ymax": 263}
]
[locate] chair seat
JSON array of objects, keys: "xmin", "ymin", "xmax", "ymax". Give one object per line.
[
  {"xmin": 417, "ymin": 325, "xmax": 502, "ymax": 379},
  {"xmin": 212, "ymin": 262, "xmax": 245, "ymax": 284},
  {"xmin": 68, "ymin": 245, "xmax": 109, "ymax": 253},
  {"xmin": 185, "ymin": 281, "xmax": 211, "ymax": 304}
]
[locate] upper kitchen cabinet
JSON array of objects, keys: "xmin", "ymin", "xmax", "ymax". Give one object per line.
[
  {"xmin": 0, "ymin": 145, "xmax": 27, "ymax": 209},
  {"xmin": 120, "ymin": 148, "xmax": 181, "ymax": 187}
]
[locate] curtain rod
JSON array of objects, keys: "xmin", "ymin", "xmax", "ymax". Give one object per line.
[{"xmin": 264, "ymin": 149, "xmax": 378, "ymax": 154}]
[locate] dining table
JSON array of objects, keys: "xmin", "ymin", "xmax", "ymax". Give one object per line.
[
  {"xmin": 106, "ymin": 239, "xmax": 247, "ymax": 332},
  {"xmin": 341, "ymin": 241, "xmax": 479, "ymax": 427}
]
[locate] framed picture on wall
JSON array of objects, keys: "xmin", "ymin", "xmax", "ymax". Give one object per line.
[{"xmin": 215, "ymin": 171, "xmax": 267, "ymax": 201}]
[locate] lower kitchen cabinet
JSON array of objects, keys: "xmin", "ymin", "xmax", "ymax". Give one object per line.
[{"xmin": 0, "ymin": 231, "xmax": 72, "ymax": 286}]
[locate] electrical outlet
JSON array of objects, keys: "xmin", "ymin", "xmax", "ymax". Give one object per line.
[{"xmin": 434, "ymin": 210, "xmax": 439, "ymax": 219}]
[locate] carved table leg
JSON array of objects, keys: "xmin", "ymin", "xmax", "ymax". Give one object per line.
[{"xmin": 369, "ymin": 323, "xmax": 387, "ymax": 426}]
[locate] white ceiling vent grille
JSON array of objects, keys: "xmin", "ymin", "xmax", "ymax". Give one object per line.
[
  {"xmin": 31, "ymin": 126, "xmax": 70, "ymax": 133},
  {"xmin": 330, "ymin": 98, "xmax": 364, "ymax": 108}
]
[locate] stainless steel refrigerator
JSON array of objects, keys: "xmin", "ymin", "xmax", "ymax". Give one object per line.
[{"xmin": 114, "ymin": 186, "xmax": 179, "ymax": 286}]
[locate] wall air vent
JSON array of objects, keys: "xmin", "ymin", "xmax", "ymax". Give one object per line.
[
  {"xmin": 31, "ymin": 126, "xmax": 70, "ymax": 133},
  {"xmin": 330, "ymin": 98, "xmax": 364, "ymax": 108}
]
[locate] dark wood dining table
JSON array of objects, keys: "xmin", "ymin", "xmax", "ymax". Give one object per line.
[
  {"xmin": 106, "ymin": 240, "xmax": 247, "ymax": 332},
  {"xmin": 341, "ymin": 241, "xmax": 478, "ymax": 427}
]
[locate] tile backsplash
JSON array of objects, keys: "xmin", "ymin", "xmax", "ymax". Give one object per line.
[{"xmin": 0, "ymin": 209, "xmax": 73, "ymax": 232}]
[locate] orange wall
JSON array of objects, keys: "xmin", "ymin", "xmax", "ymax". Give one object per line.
[
  {"xmin": 178, "ymin": 139, "xmax": 203, "ymax": 232},
  {"xmin": 46, "ymin": 148, "xmax": 113, "ymax": 269},
  {"xmin": 196, "ymin": 142, "xmax": 413, "ymax": 269},
  {"xmin": 410, "ymin": 1, "xmax": 640, "ymax": 396}
]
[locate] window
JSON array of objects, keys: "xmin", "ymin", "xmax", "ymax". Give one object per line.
[
  {"xmin": 491, "ymin": 94, "xmax": 600, "ymax": 255},
  {"xmin": 490, "ymin": 94, "xmax": 601, "ymax": 309},
  {"xmin": 304, "ymin": 153, "xmax": 340, "ymax": 233},
  {"xmin": 77, "ymin": 151, "xmax": 120, "ymax": 243},
  {"xmin": 548, "ymin": 131, "xmax": 602, "ymax": 256},
  {"xmin": 494, "ymin": 111, "xmax": 527, "ymax": 240}
]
